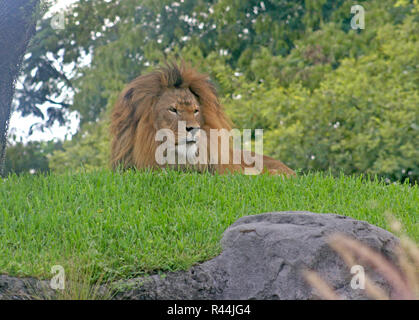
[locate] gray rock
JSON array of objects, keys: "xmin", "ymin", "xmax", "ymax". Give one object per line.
[
  {"xmin": 1, "ymin": 212, "xmax": 400, "ymax": 300},
  {"xmin": 0, "ymin": 275, "xmax": 52, "ymax": 300},
  {"xmin": 114, "ymin": 211, "xmax": 399, "ymax": 300}
]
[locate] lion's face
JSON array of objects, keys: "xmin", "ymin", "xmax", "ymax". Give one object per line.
[{"xmin": 153, "ymin": 88, "xmax": 203, "ymax": 159}]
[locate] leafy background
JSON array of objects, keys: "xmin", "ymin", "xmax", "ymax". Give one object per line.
[{"xmin": 6, "ymin": 0, "xmax": 419, "ymax": 184}]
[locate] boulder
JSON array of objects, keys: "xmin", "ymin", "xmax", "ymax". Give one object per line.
[
  {"xmin": 114, "ymin": 211, "xmax": 399, "ymax": 300},
  {"xmin": 0, "ymin": 275, "xmax": 51, "ymax": 300}
]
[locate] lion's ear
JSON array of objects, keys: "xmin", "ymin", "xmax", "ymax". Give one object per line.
[
  {"xmin": 124, "ymin": 87, "xmax": 135, "ymax": 101},
  {"xmin": 189, "ymin": 79, "xmax": 220, "ymax": 109}
]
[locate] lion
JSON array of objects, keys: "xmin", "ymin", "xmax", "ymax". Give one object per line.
[{"xmin": 110, "ymin": 62, "xmax": 295, "ymax": 176}]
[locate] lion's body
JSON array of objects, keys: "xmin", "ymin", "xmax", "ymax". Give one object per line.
[{"xmin": 110, "ymin": 63, "xmax": 295, "ymax": 176}]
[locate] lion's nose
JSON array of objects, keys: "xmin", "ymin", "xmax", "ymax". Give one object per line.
[
  {"xmin": 186, "ymin": 127, "xmax": 200, "ymax": 142},
  {"xmin": 186, "ymin": 126, "xmax": 199, "ymax": 133}
]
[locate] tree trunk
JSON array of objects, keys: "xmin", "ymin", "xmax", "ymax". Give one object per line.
[{"xmin": 0, "ymin": 0, "xmax": 40, "ymax": 176}]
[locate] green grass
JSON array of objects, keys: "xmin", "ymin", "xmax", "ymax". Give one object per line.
[{"xmin": 0, "ymin": 170, "xmax": 418, "ymax": 282}]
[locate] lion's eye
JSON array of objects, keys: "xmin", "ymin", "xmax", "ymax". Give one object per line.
[{"xmin": 168, "ymin": 107, "xmax": 178, "ymax": 114}]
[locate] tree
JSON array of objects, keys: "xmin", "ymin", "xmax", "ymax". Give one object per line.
[
  {"xmin": 4, "ymin": 138, "xmax": 62, "ymax": 175},
  {"xmin": 226, "ymin": 13, "xmax": 419, "ymax": 183},
  {"xmin": 0, "ymin": 0, "xmax": 40, "ymax": 176}
]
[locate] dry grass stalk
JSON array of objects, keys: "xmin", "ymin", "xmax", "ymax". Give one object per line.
[{"xmin": 304, "ymin": 230, "xmax": 418, "ymax": 300}]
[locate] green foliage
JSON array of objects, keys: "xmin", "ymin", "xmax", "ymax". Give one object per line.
[
  {"xmin": 1, "ymin": 170, "xmax": 417, "ymax": 280},
  {"xmin": 396, "ymin": 0, "xmax": 419, "ymax": 12},
  {"xmin": 225, "ymin": 3, "xmax": 419, "ymax": 183},
  {"xmin": 49, "ymin": 119, "xmax": 110, "ymax": 173},
  {"xmin": 19, "ymin": 0, "xmax": 352, "ymax": 125},
  {"xmin": 4, "ymin": 139, "xmax": 62, "ymax": 175}
]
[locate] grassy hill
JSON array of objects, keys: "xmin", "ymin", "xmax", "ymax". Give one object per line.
[{"xmin": 0, "ymin": 170, "xmax": 417, "ymax": 282}]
